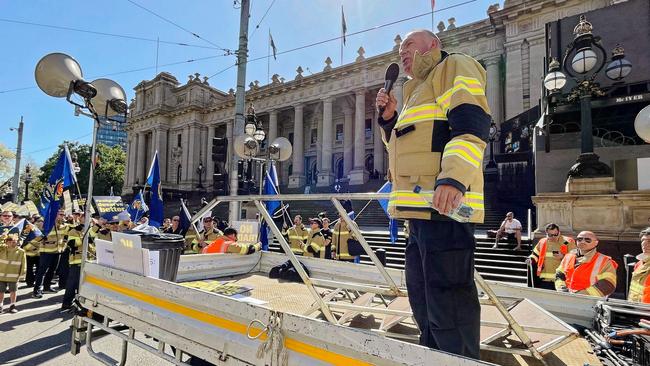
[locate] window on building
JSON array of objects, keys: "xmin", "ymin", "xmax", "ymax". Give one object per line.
[
  {"xmin": 335, "ymin": 124, "xmax": 343, "ymax": 142},
  {"xmin": 288, "ymin": 133, "xmax": 294, "ymax": 145},
  {"xmin": 365, "ymin": 119, "xmax": 372, "ymax": 139},
  {"xmin": 310, "ymin": 128, "xmax": 318, "ymax": 145},
  {"xmin": 177, "ymin": 134, "xmax": 182, "ymax": 147}
]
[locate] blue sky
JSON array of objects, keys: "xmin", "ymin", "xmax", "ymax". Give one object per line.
[{"xmin": 0, "ymin": 0, "xmax": 500, "ymax": 166}]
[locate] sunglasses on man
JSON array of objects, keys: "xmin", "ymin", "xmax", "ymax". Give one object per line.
[{"xmin": 576, "ymin": 237, "xmax": 593, "ymax": 243}]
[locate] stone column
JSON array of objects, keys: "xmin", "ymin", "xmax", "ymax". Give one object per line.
[
  {"xmin": 124, "ymin": 137, "xmax": 133, "ymax": 187},
  {"xmin": 372, "ymin": 107, "xmax": 384, "ymax": 175},
  {"xmin": 350, "ymin": 89, "xmax": 368, "ymax": 185},
  {"xmin": 268, "ymin": 110, "xmax": 278, "ymax": 145},
  {"xmin": 317, "ymin": 97, "xmax": 335, "ymax": 186},
  {"xmin": 182, "ymin": 126, "xmax": 191, "ymax": 182},
  {"xmin": 206, "ymin": 124, "xmax": 216, "ymax": 189},
  {"xmin": 136, "ymin": 132, "xmax": 146, "ymax": 184},
  {"xmin": 343, "ymin": 107, "xmax": 354, "ymax": 176},
  {"xmin": 155, "ymin": 128, "xmax": 168, "ymax": 182},
  {"xmin": 288, "ymin": 104, "xmax": 306, "ymax": 188},
  {"xmin": 505, "ymin": 41, "xmax": 524, "ymax": 120},
  {"xmin": 187, "ymin": 124, "xmax": 198, "ymax": 187},
  {"xmin": 485, "ymin": 56, "xmax": 503, "ymax": 126}
]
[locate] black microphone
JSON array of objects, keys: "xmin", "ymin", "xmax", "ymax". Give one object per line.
[{"xmin": 379, "ymin": 63, "xmax": 400, "ymax": 116}]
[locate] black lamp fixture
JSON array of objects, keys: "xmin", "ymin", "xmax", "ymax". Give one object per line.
[
  {"xmin": 486, "ymin": 121, "xmax": 499, "ymax": 170},
  {"xmin": 23, "ymin": 165, "xmax": 33, "ymax": 200},
  {"xmin": 196, "ymin": 159, "xmax": 205, "ymax": 189},
  {"xmin": 543, "ymin": 15, "xmax": 632, "ymax": 179},
  {"xmin": 34, "ymin": 52, "xmax": 127, "ymax": 270}
]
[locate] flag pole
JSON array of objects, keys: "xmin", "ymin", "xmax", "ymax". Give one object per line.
[{"xmin": 267, "ymin": 28, "xmax": 271, "ymax": 84}]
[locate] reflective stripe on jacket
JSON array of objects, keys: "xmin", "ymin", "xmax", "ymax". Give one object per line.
[
  {"xmin": 629, "ymin": 260, "xmax": 650, "ymax": 303},
  {"xmin": 382, "ymin": 49, "xmax": 490, "ymax": 223},
  {"xmin": 0, "ymin": 245, "xmax": 26, "ymax": 282},
  {"xmin": 332, "ymin": 221, "xmax": 357, "ymax": 260},
  {"xmin": 531, "ymin": 236, "xmax": 575, "ymax": 280},
  {"xmin": 556, "ymin": 251, "xmax": 617, "ymax": 296}
]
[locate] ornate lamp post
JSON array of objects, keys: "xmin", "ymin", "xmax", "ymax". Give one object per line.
[
  {"xmin": 196, "ymin": 160, "xmax": 205, "ymax": 189},
  {"xmin": 486, "ymin": 121, "xmax": 499, "ymax": 170},
  {"xmin": 23, "ymin": 165, "xmax": 32, "ymax": 201},
  {"xmin": 543, "ymin": 15, "xmax": 632, "ymax": 178}
]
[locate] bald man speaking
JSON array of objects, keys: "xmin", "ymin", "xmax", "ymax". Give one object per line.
[{"xmin": 376, "ymin": 30, "xmax": 491, "ymax": 358}]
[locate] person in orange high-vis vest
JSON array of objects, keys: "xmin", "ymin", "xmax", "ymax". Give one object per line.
[
  {"xmin": 202, "ymin": 228, "xmax": 261, "ymax": 255},
  {"xmin": 628, "ymin": 227, "xmax": 650, "ymax": 303},
  {"xmin": 527, "ymin": 223, "xmax": 576, "ymax": 290},
  {"xmin": 555, "ymin": 231, "xmax": 618, "ymax": 297}
]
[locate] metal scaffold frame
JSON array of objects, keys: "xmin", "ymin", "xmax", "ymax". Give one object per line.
[{"xmin": 192, "ymin": 193, "xmax": 578, "ymax": 364}]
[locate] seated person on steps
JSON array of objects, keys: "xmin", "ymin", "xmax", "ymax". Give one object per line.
[{"xmin": 492, "ymin": 212, "xmax": 522, "ymax": 250}]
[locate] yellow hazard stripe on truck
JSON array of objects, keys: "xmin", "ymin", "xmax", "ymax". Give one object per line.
[{"xmin": 85, "ymin": 275, "xmax": 373, "ymax": 366}]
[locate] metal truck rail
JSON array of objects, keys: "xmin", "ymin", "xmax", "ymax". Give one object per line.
[{"xmin": 70, "ymin": 193, "xmax": 598, "ymax": 366}]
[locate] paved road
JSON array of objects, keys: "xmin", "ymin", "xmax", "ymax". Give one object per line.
[{"xmin": 0, "ymin": 283, "xmax": 175, "ymax": 366}]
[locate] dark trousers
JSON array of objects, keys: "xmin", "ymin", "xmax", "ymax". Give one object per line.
[
  {"xmin": 63, "ymin": 264, "xmax": 81, "ymax": 307},
  {"xmin": 406, "ymin": 219, "xmax": 481, "ymax": 359},
  {"xmin": 25, "ymin": 256, "xmax": 39, "ymax": 286},
  {"xmin": 34, "ymin": 252, "xmax": 60, "ymax": 292},
  {"xmin": 57, "ymin": 249, "xmax": 70, "ymax": 289}
]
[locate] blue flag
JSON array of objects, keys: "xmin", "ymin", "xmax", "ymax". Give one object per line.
[
  {"xmin": 178, "ymin": 199, "xmax": 192, "ymax": 236},
  {"xmin": 127, "ymin": 190, "xmax": 149, "ymax": 222},
  {"xmin": 41, "ymin": 146, "xmax": 77, "ymax": 236},
  {"xmin": 11, "ymin": 219, "xmax": 42, "ymax": 244},
  {"xmin": 260, "ymin": 164, "xmax": 281, "ymax": 251},
  {"xmin": 377, "ymin": 181, "xmax": 398, "ymax": 244},
  {"xmin": 146, "ymin": 151, "xmax": 163, "ymax": 227}
]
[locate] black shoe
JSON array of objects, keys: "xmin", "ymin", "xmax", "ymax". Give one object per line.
[
  {"xmin": 43, "ymin": 288, "xmax": 58, "ymax": 294},
  {"xmin": 8, "ymin": 305, "xmax": 18, "ymax": 314},
  {"xmin": 26, "ymin": 282, "xmax": 34, "ymax": 287},
  {"xmin": 33, "ymin": 291, "xmax": 43, "ymax": 298},
  {"xmin": 61, "ymin": 304, "xmax": 72, "ymax": 311}
]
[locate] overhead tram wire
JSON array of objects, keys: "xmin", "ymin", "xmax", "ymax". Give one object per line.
[
  {"xmin": 2, "ymin": 0, "xmax": 479, "ymax": 94},
  {"xmin": 126, "ymin": 0, "xmax": 232, "ymax": 53},
  {"xmin": 250, "ymin": 0, "xmax": 277, "ymax": 37},
  {"xmin": 0, "ymin": 18, "xmax": 221, "ymax": 50},
  {"xmin": 23, "ymin": 132, "xmax": 93, "ymax": 155},
  {"xmin": 211, "ymin": 0, "xmax": 480, "ymax": 74},
  {"xmin": 0, "ymin": 54, "xmax": 232, "ymax": 95}
]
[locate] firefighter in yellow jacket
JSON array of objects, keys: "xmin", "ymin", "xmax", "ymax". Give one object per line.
[
  {"xmin": 375, "ymin": 29, "xmax": 490, "ymax": 358},
  {"xmin": 33, "ymin": 209, "xmax": 69, "ymax": 298},
  {"xmin": 1, "ymin": 234, "xmax": 26, "ymax": 313},
  {"xmin": 190, "ymin": 216, "xmax": 224, "ymax": 254},
  {"xmin": 62, "ymin": 222, "xmax": 92, "ymax": 310},
  {"xmin": 20, "ymin": 217, "xmax": 43, "ymax": 287},
  {"xmin": 331, "ymin": 214, "xmax": 360, "ymax": 262},
  {"xmin": 628, "ymin": 228, "xmax": 650, "ymax": 303},
  {"xmin": 282, "ymin": 215, "xmax": 309, "ymax": 255},
  {"xmin": 527, "ymin": 223, "xmax": 576, "ymax": 290},
  {"xmin": 302, "ymin": 218, "xmax": 329, "ymax": 259}
]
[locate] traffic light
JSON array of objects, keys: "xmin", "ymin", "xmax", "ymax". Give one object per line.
[
  {"xmin": 212, "ymin": 137, "xmax": 228, "ymax": 162},
  {"xmin": 213, "ymin": 172, "xmax": 228, "ymax": 196}
]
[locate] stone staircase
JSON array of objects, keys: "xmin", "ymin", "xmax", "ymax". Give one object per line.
[{"xmin": 270, "ymin": 230, "xmax": 532, "ymax": 285}]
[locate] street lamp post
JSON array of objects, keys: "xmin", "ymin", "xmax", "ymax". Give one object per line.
[{"xmin": 543, "ymin": 15, "xmax": 632, "ymax": 178}]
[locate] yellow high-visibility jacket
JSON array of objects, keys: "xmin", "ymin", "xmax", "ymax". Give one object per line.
[
  {"xmin": 303, "ymin": 231, "xmax": 328, "ymax": 259},
  {"xmin": 332, "ymin": 220, "xmax": 359, "ymax": 261},
  {"xmin": 283, "ymin": 224, "xmax": 309, "ymax": 255},
  {"xmin": 0, "ymin": 243, "xmax": 26, "ymax": 283},
  {"xmin": 379, "ymin": 48, "xmax": 491, "ymax": 223},
  {"xmin": 39, "ymin": 223, "xmax": 69, "ymax": 254},
  {"xmin": 191, "ymin": 228, "xmax": 224, "ymax": 254}
]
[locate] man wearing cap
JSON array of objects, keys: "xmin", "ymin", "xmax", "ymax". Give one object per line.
[
  {"xmin": 202, "ymin": 228, "xmax": 261, "ymax": 255},
  {"xmin": 282, "ymin": 215, "xmax": 309, "ymax": 256},
  {"xmin": 0, "ymin": 234, "xmax": 26, "ymax": 313},
  {"xmin": 33, "ymin": 209, "xmax": 68, "ymax": 298},
  {"xmin": 302, "ymin": 218, "xmax": 330, "ymax": 259},
  {"xmin": 191, "ymin": 217, "xmax": 224, "ymax": 254}
]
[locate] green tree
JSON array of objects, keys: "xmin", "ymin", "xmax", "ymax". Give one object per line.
[
  {"xmin": 37, "ymin": 142, "xmax": 126, "ymax": 197},
  {"xmin": 0, "ymin": 143, "xmax": 16, "ymax": 198}
]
